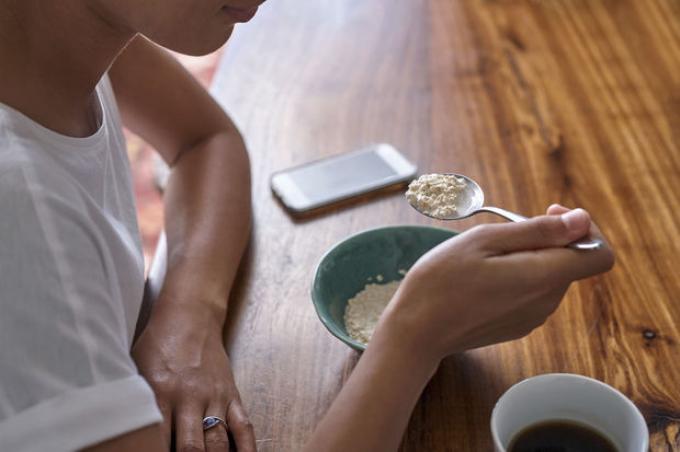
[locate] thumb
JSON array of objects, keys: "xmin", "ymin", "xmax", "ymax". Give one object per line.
[
  {"xmin": 546, "ymin": 203, "xmax": 570, "ymax": 216},
  {"xmin": 479, "ymin": 208, "xmax": 591, "ymax": 253}
]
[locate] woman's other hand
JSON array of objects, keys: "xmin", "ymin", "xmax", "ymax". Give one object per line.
[{"xmin": 132, "ymin": 303, "xmax": 255, "ymax": 452}]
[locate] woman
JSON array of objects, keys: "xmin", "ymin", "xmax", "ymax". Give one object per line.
[{"xmin": 0, "ymin": 1, "xmax": 614, "ymax": 451}]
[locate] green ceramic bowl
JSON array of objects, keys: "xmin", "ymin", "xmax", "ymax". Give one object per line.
[{"xmin": 311, "ymin": 225, "xmax": 458, "ymax": 351}]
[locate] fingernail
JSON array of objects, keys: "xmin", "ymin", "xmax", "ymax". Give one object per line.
[{"xmin": 561, "ymin": 208, "xmax": 587, "ymax": 231}]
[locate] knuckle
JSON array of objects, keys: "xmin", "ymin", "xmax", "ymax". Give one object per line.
[
  {"xmin": 534, "ymin": 217, "xmax": 562, "ymax": 241},
  {"xmin": 233, "ymin": 417, "xmax": 254, "ymax": 431},
  {"xmin": 472, "ymin": 224, "xmax": 493, "ymax": 237},
  {"xmin": 153, "ymin": 382, "xmax": 175, "ymax": 396},
  {"xmin": 146, "ymin": 373, "xmax": 176, "ymax": 392},
  {"xmin": 178, "ymin": 443, "xmax": 204, "ymax": 452},
  {"xmin": 205, "ymin": 434, "xmax": 229, "ymax": 446},
  {"xmin": 468, "ymin": 224, "xmax": 495, "ymax": 243}
]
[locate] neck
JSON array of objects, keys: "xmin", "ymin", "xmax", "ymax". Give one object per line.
[{"xmin": 0, "ymin": 1, "xmax": 135, "ymax": 137}]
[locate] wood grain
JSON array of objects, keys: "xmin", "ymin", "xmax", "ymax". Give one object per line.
[{"xmin": 210, "ymin": 1, "xmax": 680, "ymax": 450}]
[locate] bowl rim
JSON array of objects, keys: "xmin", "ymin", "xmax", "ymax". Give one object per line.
[{"xmin": 310, "ymin": 224, "xmax": 458, "ymax": 352}]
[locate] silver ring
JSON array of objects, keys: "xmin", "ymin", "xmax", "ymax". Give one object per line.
[{"xmin": 202, "ymin": 416, "xmax": 228, "ymax": 432}]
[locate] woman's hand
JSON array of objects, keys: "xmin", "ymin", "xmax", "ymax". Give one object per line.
[
  {"xmin": 380, "ymin": 205, "xmax": 615, "ymax": 364},
  {"xmin": 132, "ymin": 303, "xmax": 256, "ymax": 452}
]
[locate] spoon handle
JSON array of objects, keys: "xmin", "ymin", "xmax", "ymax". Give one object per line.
[
  {"xmin": 477, "ymin": 206, "xmax": 604, "ymax": 251},
  {"xmin": 477, "ymin": 206, "xmax": 528, "ymax": 222}
]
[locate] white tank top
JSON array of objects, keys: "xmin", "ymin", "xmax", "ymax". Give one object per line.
[{"xmin": 0, "ymin": 75, "xmax": 162, "ymax": 452}]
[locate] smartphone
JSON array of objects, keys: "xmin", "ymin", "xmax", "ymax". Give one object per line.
[{"xmin": 271, "ymin": 143, "xmax": 417, "ymax": 214}]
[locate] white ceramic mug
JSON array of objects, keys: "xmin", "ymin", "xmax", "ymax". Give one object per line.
[{"xmin": 490, "ymin": 373, "xmax": 649, "ymax": 452}]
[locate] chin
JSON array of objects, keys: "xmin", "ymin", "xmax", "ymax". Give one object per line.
[{"xmin": 149, "ymin": 26, "xmax": 235, "ymax": 56}]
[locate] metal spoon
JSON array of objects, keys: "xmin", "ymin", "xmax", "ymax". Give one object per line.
[{"xmin": 408, "ymin": 173, "xmax": 603, "ymax": 251}]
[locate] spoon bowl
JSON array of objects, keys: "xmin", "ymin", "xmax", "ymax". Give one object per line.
[
  {"xmin": 407, "ymin": 173, "xmax": 604, "ymax": 251},
  {"xmin": 424, "ymin": 173, "xmax": 485, "ymax": 220}
]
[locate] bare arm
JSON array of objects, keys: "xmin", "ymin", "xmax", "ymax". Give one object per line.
[
  {"xmin": 304, "ymin": 207, "xmax": 615, "ymax": 451},
  {"xmin": 110, "ymin": 35, "xmax": 251, "ymax": 305},
  {"xmin": 304, "ymin": 324, "xmax": 439, "ymax": 452},
  {"xmin": 109, "ymin": 36, "xmax": 255, "ymax": 451}
]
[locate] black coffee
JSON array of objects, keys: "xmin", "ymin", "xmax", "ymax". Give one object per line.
[{"xmin": 508, "ymin": 420, "xmax": 619, "ymax": 452}]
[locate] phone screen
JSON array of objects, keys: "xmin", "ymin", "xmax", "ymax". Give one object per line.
[{"xmin": 286, "ymin": 150, "xmax": 399, "ymax": 204}]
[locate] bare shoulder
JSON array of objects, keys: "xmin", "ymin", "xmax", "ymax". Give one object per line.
[{"xmin": 108, "ymin": 35, "xmax": 232, "ymax": 165}]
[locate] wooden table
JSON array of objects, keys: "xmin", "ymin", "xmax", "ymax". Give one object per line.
[{"xmin": 210, "ymin": 1, "xmax": 680, "ymax": 450}]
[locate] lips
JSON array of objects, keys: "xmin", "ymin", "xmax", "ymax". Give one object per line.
[{"xmin": 221, "ymin": 4, "xmax": 259, "ymax": 23}]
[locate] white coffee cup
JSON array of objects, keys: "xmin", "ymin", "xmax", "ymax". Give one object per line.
[{"xmin": 490, "ymin": 373, "xmax": 648, "ymax": 452}]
